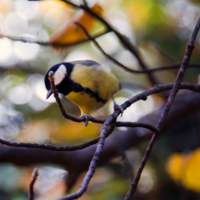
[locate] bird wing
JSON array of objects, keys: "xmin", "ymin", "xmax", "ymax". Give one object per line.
[{"xmin": 70, "ymin": 61, "xmax": 119, "ymax": 100}]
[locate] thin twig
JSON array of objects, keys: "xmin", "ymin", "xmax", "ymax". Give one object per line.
[
  {"xmin": 82, "ymin": 0, "xmax": 88, "ymax": 7},
  {"xmin": 49, "ymin": 69, "xmax": 200, "ymax": 126},
  {"xmin": 75, "ymin": 22, "xmax": 142, "ymax": 73},
  {"xmin": 0, "ymin": 123, "xmax": 116, "ymax": 151},
  {"xmin": 1, "ymin": 60, "xmax": 200, "ymax": 75},
  {"xmin": 1, "ymin": 79, "xmax": 199, "ymax": 153},
  {"xmin": 0, "ymin": 92, "xmax": 200, "ymax": 195},
  {"xmin": 29, "ymin": 168, "xmax": 39, "ymax": 200},
  {"xmin": 74, "ymin": 22, "xmax": 159, "ymax": 85},
  {"xmin": 141, "ymin": 63, "xmax": 200, "ymax": 73},
  {"xmin": 59, "ymin": 122, "xmax": 116, "ymax": 200},
  {"xmin": 124, "ymin": 17, "xmax": 200, "ymax": 200},
  {"xmin": 3, "ymin": 30, "xmax": 110, "ymax": 48},
  {"xmin": 25, "ymin": 1, "xmax": 200, "ymax": 78},
  {"xmin": 56, "ymin": 0, "xmax": 158, "ymax": 85},
  {"xmin": 0, "ymin": 82, "xmax": 199, "ymax": 151},
  {"xmin": 3, "ymin": 33, "xmax": 200, "ymax": 75}
]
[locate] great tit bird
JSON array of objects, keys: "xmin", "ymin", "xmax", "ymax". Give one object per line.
[{"xmin": 44, "ymin": 60, "xmax": 120, "ymax": 118}]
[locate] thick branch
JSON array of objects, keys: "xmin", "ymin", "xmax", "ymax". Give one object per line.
[{"xmin": 0, "ymin": 92, "xmax": 200, "ymax": 189}]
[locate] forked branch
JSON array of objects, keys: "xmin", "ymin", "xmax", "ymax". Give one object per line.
[{"xmin": 124, "ymin": 17, "xmax": 200, "ymax": 200}]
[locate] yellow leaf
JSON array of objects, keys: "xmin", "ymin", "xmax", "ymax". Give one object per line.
[
  {"xmin": 166, "ymin": 148, "xmax": 200, "ymax": 191},
  {"xmin": 49, "ymin": 3, "xmax": 104, "ymax": 50},
  {"xmin": 18, "ymin": 120, "xmax": 101, "ymax": 144}
]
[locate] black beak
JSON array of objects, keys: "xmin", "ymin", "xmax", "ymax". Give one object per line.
[{"xmin": 46, "ymin": 89, "xmax": 53, "ymax": 99}]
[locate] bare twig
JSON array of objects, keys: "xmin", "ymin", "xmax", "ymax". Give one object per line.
[
  {"xmin": 54, "ymin": 0, "xmax": 158, "ymax": 85},
  {"xmin": 0, "ymin": 79, "xmax": 198, "ymax": 153},
  {"xmin": 0, "ymin": 92, "xmax": 200, "ymax": 191},
  {"xmin": 141, "ymin": 63, "xmax": 200, "ymax": 73},
  {"xmin": 75, "ymin": 22, "xmax": 142, "ymax": 74},
  {"xmin": 48, "ymin": 70, "xmax": 200, "ymax": 127},
  {"xmin": 3, "ymin": 30, "xmax": 110, "ymax": 48},
  {"xmin": 74, "ymin": 23, "xmax": 159, "ymax": 85},
  {"xmin": 82, "ymin": 0, "xmax": 88, "ymax": 7},
  {"xmin": 1, "ymin": 82, "xmax": 200, "ymax": 151},
  {"xmin": 29, "ymin": 168, "xmax": 39, "ymax": 200},
  {"xmin": 1, "ymin": 60, "xmax": 200, "ymax": 76},
  {"xmin": 60, "ymin": 123, "xmax": 116, "ymax": 200},
  {"xmin": 124, "ymin": 17, "xmax": 200, "ymax": 200}
]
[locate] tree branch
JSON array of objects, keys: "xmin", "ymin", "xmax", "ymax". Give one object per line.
[
  {"xmin": 2, "ymin": 30, "xmax": 110, "ymax": 48},
  {"xmin": 54, "ymin": 0, "xmax": 159, "ymax": 85},
  {"xmin": 124, "ymin": 17, "xmax": 200, "ymax": 200},
  {"xmin": 75, "ymin": 22, "xmax": 141, "ymax": 73},
  {"xmin": 0, "ymin": 92, "xmax": 200, "ymax": 190},
  {"xmin": 29, "ymin": 168, "xmax": 39, "ymax": 200},
  {"xmin": 0, "ymin": 82, "xmax": 199, "ymax": 151},
  {"xmin": 49, "ymin": 70, "xmax": 200, "ymax": 126}
]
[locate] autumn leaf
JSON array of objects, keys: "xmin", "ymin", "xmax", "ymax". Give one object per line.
[
  {"xmin": 166, "ymin": 148, "xmax": 200, "ymax": 191},
  {"xmin": 49, "ymin": 3, "xmax": 104, "ymax": 50}
]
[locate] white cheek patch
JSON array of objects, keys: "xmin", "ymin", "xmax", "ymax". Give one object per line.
[{"xmin": 54, "ymin": 64, "xmax": 67, "ymax": 85}]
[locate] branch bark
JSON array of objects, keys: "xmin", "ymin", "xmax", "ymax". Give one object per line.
[{"xmin": 0, "ymin": 92, "xmax": 200, "ymax": 190}]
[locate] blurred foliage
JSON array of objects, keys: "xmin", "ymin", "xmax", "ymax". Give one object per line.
[
  {"xmin": 166, "ymin": 148, "xmax": 200, "ymax": 192},
  {"xmin": 0, "ymin": 0, "xmax": 200, "ymax": 199},
  {"xmin": 49, "ymin": 3, "xmax": 104, "ymax": 50}
]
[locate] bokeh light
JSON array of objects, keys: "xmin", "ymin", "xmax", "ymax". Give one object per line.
[
  {"xmin": 0, "ymin": 38, "xmax": 14, "ymax": 64},
  {"xmin": 35, "ymin": 167, "xmax": 67, "ymax": 199},
  {"xmin": 15, "ymin": 1, "xmax": 39, "ymax": 21},
  {"xmin": 13, "ymin": 41, "xmax": 40, "ymax": 61},
  {"xmin": 0, "ymin": 0, "xmax": 200, "ymax": 199},
  {"xmin": 7, "ymin": 84, "xmax": 33, "ymax": 105},
  {"xmin": 137, "ymin": 167, "xmax": 155, "ymax": 193},
  {"xmin": 0, "ymin": 101, "xmax": 23, "ymax": 140},
  {"xmin": 65, "ymin": 50, "xmax": 97, "ymax": 62},
  {"xmin": 95, "ymin": 32, "xmax": 121, "ymax": 55},
  {"xmin": 5, "ymin": 12, "xmax": 28, "ymax": 36},
  {"xmin": 27, "ymin": 73, "xmax": 56, "ymax": 103}
]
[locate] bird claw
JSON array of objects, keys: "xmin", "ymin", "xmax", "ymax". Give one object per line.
[
  {"xmin": 82, "ymin": 114, "xmax": 89, "ymax": 127},
  {"xmin": 114, "ymin": 104, "xmax": 124, "ymax": 116}
]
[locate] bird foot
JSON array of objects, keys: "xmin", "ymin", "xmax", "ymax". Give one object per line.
[{"xmin": 82, "ymin": 114, "xmax": 89, "ymax": 127}]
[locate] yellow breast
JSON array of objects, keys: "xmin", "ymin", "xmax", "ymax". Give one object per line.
[
  {"xmin": 71, "ymin": 63, "xmax": 119, "ymax": 99},
  {"xmin": 67, "ymin": 62, "xmax": 119, "ymax": 115},
  {"xmin": 67, "ymin": 91, "xmax": 105, "ymax": 115}
]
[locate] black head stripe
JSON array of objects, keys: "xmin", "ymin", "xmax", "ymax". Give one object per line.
[
  {"xmin": 44, "ymin": 62, "xmax": 74, "ymax": 91},
  {"xmin": 44, "ymin": 61, "xmax": 107, "ymax": 103}
]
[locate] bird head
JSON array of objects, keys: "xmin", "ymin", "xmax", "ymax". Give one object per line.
[{"xmin": 44, "ymin": 62, "xmax": 74, "ymax": 99}]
